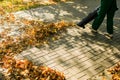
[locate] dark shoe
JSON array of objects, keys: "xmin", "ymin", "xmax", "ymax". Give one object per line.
[
  {"xmin": 104, "ymin": 33, "xmax": 113, "ymax": 39},
  {"xmin": 77, "ymin": 23, "xmax": 85, "ymax": 29},
  {"xmin": 91, "ymin": 28, "xmax": 98, "ymax": 33}
]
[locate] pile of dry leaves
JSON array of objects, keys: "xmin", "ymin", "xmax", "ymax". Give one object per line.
[
  {"xmin": 107, "ymin": 62, "xmax": 120, "ymax": 80},
  {"xmin": 0, "ymin": 13, "xmax": 74, "ymax": 57},
  {"xmin": 0, "ymin": 7, "xmax": 74, "ymax": 79},
  {"xmin": 1, "ymin": 56, "xmax": 66, "ymax": 80}
]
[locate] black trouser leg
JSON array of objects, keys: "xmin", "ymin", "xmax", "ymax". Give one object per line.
[{"xmin": 77, "ymin": 7, "xmax": 99, "ymax": 28}]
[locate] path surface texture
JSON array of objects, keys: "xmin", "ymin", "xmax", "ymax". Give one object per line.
[{"xmin": 1, "ymin": 0, "xmax": 120, "ymax": 80}]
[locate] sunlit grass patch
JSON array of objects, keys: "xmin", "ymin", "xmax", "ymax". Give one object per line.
[
  {"xmin": 0, "ymin": 0, "xmax": 72, "ymax": 12},
  {"xmin": 0, "ymin": 0, "xmax": 39, "ymax": 12}
]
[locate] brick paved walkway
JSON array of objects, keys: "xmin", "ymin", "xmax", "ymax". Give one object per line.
[
  {"xmin": 15, "ymin": 25, "xmax": 120, "ymax": 80},
  {"xmin": 1, "ymin": 0, "xmax": 120, "ymax": 79}
]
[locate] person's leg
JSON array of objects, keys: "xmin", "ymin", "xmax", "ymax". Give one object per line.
[
  {"xmin": 77, "ymin": 7, "xmax": 99, "ymax": 28},
  {"xmin": 92, "ymin": 0, "xmax": 112, "ymax": 30},
  {"xmin": 104, "ymin": 9, "xmax": 116, "ymax": 39},
  {"xmin": 106, "ymin": 0, "xmax": 117, "ymax": 34},
  {"xmin": 106, "ymin": 11, "xmax": 115, "ymax": 34}
]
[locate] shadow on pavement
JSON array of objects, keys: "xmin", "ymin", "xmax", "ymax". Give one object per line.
[
  {"xmin": 15, "ymin": 0, "xmax": 120, "ymax": 79},
  {"xmin": 15, "ymin": 0, "xmax": 99, "ymax": 22}
]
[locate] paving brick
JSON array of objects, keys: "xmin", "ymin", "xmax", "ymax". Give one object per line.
[
  {"xmin": 61, "ymin": 59, "xmax": 78, "ymax": 69},
  {"xmin": 23, "ymin": 55, "xmax": 33, "ymax": 60},
  {"xmin": 94, "ymin": 65, "xmax": 105, "ymax": 73},
  {"xmin": 90, "ymin": 55, "xmax": 102, "ymax": 62},
  {"xmin": 45, "ymin": 60, "xmax": 55, "ymax": 65},
  {"xmin": 33, "ymin": 51, "xmax": 48, "ymax": 57},
  {"xmin": 67, "ymin": 47, "xmax": 80, "ymax": 52},
  {"xmin": 100, "ymin": 60, "xmax": 114, "ymax": 68},
  {"xmin": 47, "ymin": 62, "xmax": 58, "ymax": 68},
  {"xmin": 113, "ymin": 58, "xmax": 120, "ymax": 63},
  {"xmin": 71, "ymin": 66, "xmax": 81, "ymax": 74},
  {"xmin": 14, "ymin": 7, "xmax": 120, "ymax": 80},
  {"xmin": 70, "ymin": 50, "xmax": 82, "ymax": 56},
  {"xmin": 78, "ymin": 56, "xmax": 89, "ymax": 63},
  {"xmin": 21, "ymin": 51, "xmax": 32, "ymax": 56},
  {"xmin": 74, "ymin": 71, "xmax": 90, "ymax": 79},
  {"xmin": 79, "ymin": 74, "xmax": 91, "ymax": 80},
  {"xmin": 84, "ymin": 52, "xmax": 94, "ymax": 58},
  {"xmin": 47, "ymin": 53, "xmax": 60, "ymax": 60},
  {"xmin": 29, "ymin": 47, "xmax": 40, "ymax": 53},
  {"xmin": 55, "ymin": 49, "xmax": 67, "ymax": 54},
  {"xmin": 67, "ymin": 77, "xmax": 77, "ymax": 80},
  {"xmin": 54, "ymin": 65, "xmax": 65, "ymax": 72},
  {"xmin": 31, "ymin": 51, "xmax": 43, "ymax": 56},
  {"xmin": 37, "ymin": 57, "xmax": 48, "ymax": 63},
  {"xmin": 94, "ymin": 57, "xmax": 107, "ymax": 63},
  {"xmin": 77, "ymin": 54, "xmax": 86, "ymax": 59},
  {"xmin": 14, "ymin": 54, "xmax": 24, "ymax": 59}
]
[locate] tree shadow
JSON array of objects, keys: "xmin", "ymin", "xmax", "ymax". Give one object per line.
[
  {"xmin": 18, "ymin": 25, "xmax": 119, "ymax": 79},
  {"xmin": 14, "ymin": 0, "xmax": 120, "ymax": 79},
  {"xmin": 15, "ymin": 0, "xmax": 99, "ymax": 23}
]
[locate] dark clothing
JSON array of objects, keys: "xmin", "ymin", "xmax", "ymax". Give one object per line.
[
  {"xmin": 77, "ymin": 7, "xmax": 99, "ymax": 28},
  {"xmin": 92, "ymin": 0, "xmax": 118, "ymax": 34}
]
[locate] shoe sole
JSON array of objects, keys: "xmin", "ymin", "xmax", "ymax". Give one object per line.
[{"xmin": 76, "ymin": 24, "xmax": 85, "ymax": 29}]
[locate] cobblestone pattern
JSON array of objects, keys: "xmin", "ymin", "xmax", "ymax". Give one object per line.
[
  {"xmin": 5, "ymin": 0, "xmax": 120, "ymax": 79},
  {"xmin": 16, "ymin": 26, "xmax": 120, "ymax": 80}
]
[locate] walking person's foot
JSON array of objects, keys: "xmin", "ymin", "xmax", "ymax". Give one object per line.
[
  {"xmin": 77, "ymin": 23, "xmax": 85, "ymax": 29},
  {"xmin": 104, "ymin": 33, "xmax": 113, "ymax": 39},
  {"xmin": 91, "ymin": 28, "xmax": 98, "ymax": 34}
]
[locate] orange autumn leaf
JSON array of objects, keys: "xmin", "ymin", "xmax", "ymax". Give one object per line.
[
  {"xmin": 15, "ymin": 59, "xmax": 30, "ymax": 69},
  {"xmin": 4, "ymin": 13, "xmax": 15, "ymax": 23},
  {"xmin": 2, "ymin": 56, "xmax": 66, "ymax": 80},
  {"xmin": 0, "ymin": 6, "xmax": 5, "ymax": 15}
]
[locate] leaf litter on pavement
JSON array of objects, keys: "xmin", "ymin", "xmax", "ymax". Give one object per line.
[
  {"xmin": 1, "ymin": 56, "xmax": 66, "ymax": 80},
  {"xmin": 0, "ymin": 7, "xmax": 74, "ymax": 80},
  {"xmin": 0, "ymin": 1, "xmax": 120, "ymax": 80}
]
